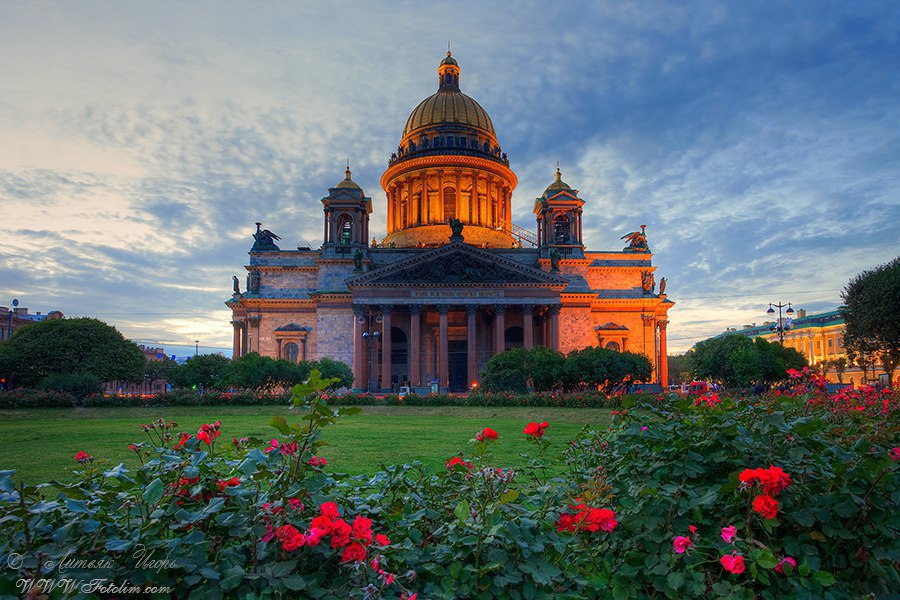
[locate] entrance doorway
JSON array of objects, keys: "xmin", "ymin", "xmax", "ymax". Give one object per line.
[{"xmin": 448, "ymin": 340, "xmax": 467, "ymax": 392}]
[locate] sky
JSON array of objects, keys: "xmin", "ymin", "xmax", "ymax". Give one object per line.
[{"xmin": 1, "ymin": 0, "xmax": 899, "ymax": 355}]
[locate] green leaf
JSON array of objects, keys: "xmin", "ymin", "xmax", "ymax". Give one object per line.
[
  {"xmin": 269, "ymin": 416, "xmax": 291, "ymax": 436},
  {"xmin": 283, "ymin": 575, "xmax": 306, "ymax": 590},
  {"xmin": 454, "ymin": 499, "xmax": 470, "ymax": 525},
  {"xmin": 499, "ymin": 490, "xmax": 519, "ymax": 505},
  {"xmin": 666, "ymin": 572, "xmax": 684, "ymax": 590},
  {"xmin": 813, "ymin": 571, "xmax": 836, "ymax": 587},
  {"xmin": 756, "ymin": 550, "xmax": 778, "ymax": 570},
  {"xmin": 142, "ymin": 478, "xmax": 164, "ymax": 506}
]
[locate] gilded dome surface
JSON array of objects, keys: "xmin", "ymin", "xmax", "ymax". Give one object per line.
[{"xmin": 403, "ymin": 90, "xmax": 495, "ymax": 138}]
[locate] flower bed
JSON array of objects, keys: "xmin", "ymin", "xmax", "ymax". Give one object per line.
[{"xmin": 0, "ymin": 383, "xmax": 897, "ymax": 598}]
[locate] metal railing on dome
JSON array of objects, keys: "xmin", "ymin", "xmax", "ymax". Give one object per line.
[{"xmin": 498, "ymin": 221, "xmax": 538, "ymax": 247}]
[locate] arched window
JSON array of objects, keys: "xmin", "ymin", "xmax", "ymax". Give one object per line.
[
  {"xmin": 338, "ymin": 214, "xmax": 353, "ymax": 245},
  {"xmin": 605, "ymin": 341, "xmax": 620, "ymax": 352},
  {"xmin": 284, "ymin": 342, "xmax": 299, "ymax": 362},
  {"xmin": 554, "ymin": 215, "xmax": 570, "ymax": 244},
  {"xmin": 443, "ymin": 187, "xmax": 456, "ymax": 220}
]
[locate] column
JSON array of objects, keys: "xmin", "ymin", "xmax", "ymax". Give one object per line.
[
  {"xmin": 381, "ymin": 305, "xmax": 393, "ymax": 391},
  {"xmin": 548, "ymin": 305, "xmax": 560, "ymax": 350},
  {"xmin": 241, "ymin": 321, "xmax": 249, "ymax": 355},
  {"xmin": 437, "ymin": 170, "xmax": 445, "ymax": 222},
  {"xmin": 467, "ymin": 305, "xmax": 477, "ymax": 386},
  {"xmin": 438, "ymin": 305, "xmax": 449, "ymax": 390},
  {"xmin": 494, "ymin": 304, "xmax": 506, "ymax": 355},
  {"xmin": 386, "ymin": 187, "xmax": 393, "ymax": 234},
  {"xmin": 231, "ymin": 320, "xmax": 243, "ymax": 358},
  {"xmin": 471, "ymin": 172, "xmax": 480, "ymax": 225},
  {"xmin": 454, "ymin": 170, "xmax": 461, "ymax": 220},
  {"xmin": 522, "ymin": 305, "xmax": 534, "ymax": 349},
  {"xmin": 248, "ymin": 315, "xmax": 262, "ymax": 354},
  {"xmin": 421, "ymin": 176, "xmax": 429, "ymax": 224},
  {"xmin": 353, "ymin": 306, "xmax": 365, "ymax": 389},
  {"xmin": 658, "ymin": 320, "xmax": 669, "ymax": 386},
  {"xmin": 409, "ymin": 305, "xmax": 421, "ymax": 387},
  {"xmin": 276, "ymin": 339, "xmax": 283, "ymax": 359}
]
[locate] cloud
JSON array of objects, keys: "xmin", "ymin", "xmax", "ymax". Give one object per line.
[{"xmin": 1, "ymin": 0, "xmax": 898, "ymax": 354}]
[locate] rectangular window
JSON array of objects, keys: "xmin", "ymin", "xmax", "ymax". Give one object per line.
[{"xmin": 828, "ymin": 339, "xmax": 833, "ymax": 348}]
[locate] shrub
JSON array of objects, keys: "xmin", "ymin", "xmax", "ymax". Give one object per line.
[
  {"xmin": 0, "ymin": 387, "xmax": 897, "ymax": 597},
  {"xmin": 39, "ymin": 372, "xmax": 102, "ymax": 399}
]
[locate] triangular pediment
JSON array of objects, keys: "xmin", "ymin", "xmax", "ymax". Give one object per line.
[{"xmin": 347, "ymin": 242, "xmax": 568, "ymax": 287}]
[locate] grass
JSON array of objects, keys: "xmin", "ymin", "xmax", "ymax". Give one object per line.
[{"xmin": 0, "ymin": 405, "xmax": 618, "ymax": 485}]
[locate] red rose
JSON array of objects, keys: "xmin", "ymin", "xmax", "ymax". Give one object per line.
[
  {"xmin": 375, "ymin": 533, "xmax": 390, "ymax": 546},
  {"xmin": 752, "ymin": 494, "xmax": 779, "ymax": 519},
  {"xmin": 340, "ymin": 541, "xmax": 367, "ymax": 563},
  {"xmin": 320, "ymin": 502, "xmax": 341, "ymax": 519},
  {"xmin": 523, "ymin": 421, "xmax": 550, "ymax": 438},
  {"xmin": 330, "ymin": 519, "xmax": 352, "ymax": 547},
  {"xmin": 720, "ymin": 553, "xmax": 746, "ymax": 574},
  {"xmin": 304, "ymin": 527, "xmax": 326, "ymax": 546},
  {"xmin": 774, "ymin": 556, "xmax": 796, "ymax": 574},
  {"xmin": 279, "ymin": 442, "xmax": 298, "ymax": 455},
  {"xmin": 310, "ymin": 515, "xmax": 333, "ymax": 534},
  {"xmin": 556, "ymin": 513, "xmax": 575, "ymax": 533},
  {"xmin": 673, "ymin": 535, "xmax": 692, "ymax": 554},
  {"xmin": 475, "ymin": 427, "xmax": 498, "ymax": 441},
  {"xmin": 275, "ymin": 524, "xmax": 305, "ymax": 552},
  {"xmin": 445, "ymin": 456, "xmax": 472, "ymax": 470},
  {"xmin": 74, "ymin": 451, "xmax": 92, "ymax": 463},
  {"xmin": 352, "ymin": 515, "xmax": 373, "ymax": 545}
]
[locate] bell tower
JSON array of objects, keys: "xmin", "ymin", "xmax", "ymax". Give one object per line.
[
  {"xmin": 321, "ymin": 163, "xmax": 372, "ymax": 255},
  {"xmin": 534, "ymin": 166, "xmax": 585, "ymax": 258}
]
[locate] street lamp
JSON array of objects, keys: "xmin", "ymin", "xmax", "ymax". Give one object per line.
[
  {"xmin": 766, "ymin": 302, "xmax": 794, "ymax": 345},
  {"xmin": 359, "ymin": 308, "xmax": 383, "ymax": 392},
  {"xmin": 6, "ymin": 299, "xmax": 18, "ymax": 340}
]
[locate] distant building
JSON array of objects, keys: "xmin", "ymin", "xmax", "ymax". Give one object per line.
[
  {"xmin": 0, "ymin": 303, "xmax": 64, "ymax": 342},
  {"xmin": 716, "ymin": 309, "xmax": 888, "ymax": 386}
]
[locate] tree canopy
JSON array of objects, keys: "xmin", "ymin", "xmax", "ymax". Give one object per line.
[
  {"xmin": 0, "ymin": 317, "xmax": 145, "ymax": 387},
  {"xmin": 689, "ymin": 334, "xmax": 806, "ymax": 388},
  {"xmin": 480, "ymin": 346, "xmax": 652, "ymax": 393},
  {"xmin": 841, "ymin": 257, "xmax": 900, "ymax": 385}
]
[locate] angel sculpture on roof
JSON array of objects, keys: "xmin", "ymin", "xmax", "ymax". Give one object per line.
[
  {"xmin": 621, "ymin": 224, "xmax": 650, "ymax": 253},
  {"xmin": 252, "ymin": 222, "xmax": 282, "ymax": 252}
]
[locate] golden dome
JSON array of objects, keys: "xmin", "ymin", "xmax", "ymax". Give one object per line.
[
  {"xmin": 403, "ymin": 90, "xmax": 495, "ymax": 138},
  {"xmin": 334, "ymin": 163, "xmax": 361, "ymax": 189},
  {"xmin": 544, "ymin": 166, "xmax": 572, "ymax": 195}
]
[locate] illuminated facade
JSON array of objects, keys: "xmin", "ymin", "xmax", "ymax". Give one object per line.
[{"xmin": 227, "ymin": 53, "xmax": 674, "ymax": 392}]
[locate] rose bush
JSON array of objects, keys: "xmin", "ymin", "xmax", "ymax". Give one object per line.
[{"xmin": 0, "ymin": 380, "xmax": 897, "ymax": 598}]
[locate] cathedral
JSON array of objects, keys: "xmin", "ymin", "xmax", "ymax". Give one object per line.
[{"xmin": 227, "ymin": 52, "xmax": 674, "ymax": 392}]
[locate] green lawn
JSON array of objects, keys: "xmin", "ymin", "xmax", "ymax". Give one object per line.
[{"xmin": 0, "ymin": 405, "xmax": 615, "ymax": 484}]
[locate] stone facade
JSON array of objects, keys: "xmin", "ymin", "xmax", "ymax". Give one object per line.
[{"xmin": 227, "ymin": 52, "xmax": 674, "ymax": 391}]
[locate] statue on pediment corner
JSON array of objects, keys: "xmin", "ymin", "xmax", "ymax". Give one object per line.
[{"xmin": 252, "ymin": 222, "xmax": 282, "ymax": 252}]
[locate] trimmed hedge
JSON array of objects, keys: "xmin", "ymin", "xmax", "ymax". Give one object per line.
[{"xmin": 330, "ymin": 391, "xmax": 634, "ymax": 409}]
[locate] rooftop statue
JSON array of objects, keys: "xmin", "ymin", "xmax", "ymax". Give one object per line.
[
  {"xmin": 621, "ymin": 224, "xmax": 650, "ymax": 253},
  {"xmin": 449, "ymin": 218, "xmax": 465, "ymax": 240},
  {"xmin": 549, "ymin": 247, "xmax": 561, "ymax": 272},
  {"xmin": 252, "ymin": 222, "xmax": 282, "ymax": 252}
]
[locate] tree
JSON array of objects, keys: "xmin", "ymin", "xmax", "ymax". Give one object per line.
[
  {"xmin": 829, "ymin": 357, "xmax": 848, "ymax": 384},
  {"xmin": 479, "ymin": 348, "xmax": 529, "ymax": 393},
  {"xmin": 841, "ymin": 257, "xmax": 900, "ymax": 387},
  {"xmin": 309, "ymin": 357, "xmax": 353, "ymax": 390},
  {"xmin": 170, "ymin": 354, "xmax": 231, "ymax": 390},
  {"xmin": 217, "ymin": 353, "xmax": 310, "ymax": 391},
  {"xmin": 0, "ymin": 317, "xmax": 145, "ymax": 387},
  {"xmin": 667, "ymin": 353, "xmax": 693, "ymax": 385},
  {"xmin": 525, "ymin": 346, "xmax": 565, "ymax": 391},
  {"xmin": 145, "ymin": 359, "xmax": 176, "ymax": 388},
  {"xmin": 689, "ymin": 334, "xmax": 806, "ymax": 388}
]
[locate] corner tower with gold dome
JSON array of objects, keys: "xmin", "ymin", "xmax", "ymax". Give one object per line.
[
  {"xmin": 227, "ymin": 51, "xmax": 674, "ymax": 395},
  {"xmin": 381, "ymin": 52, "xmax": 518, "ymax": 248}
]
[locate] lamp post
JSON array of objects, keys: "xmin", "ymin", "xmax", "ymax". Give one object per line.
[
  {"xmin": 766, "ymin": 302, "xmax": 794, "ymax": 345},
  {"xmin": 360, "ymin": 308, "xmax": 383, "ymax": 393},
  {"xmin": 6, "ymin": 299, "xmax": 18, "ymax": 340}
]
